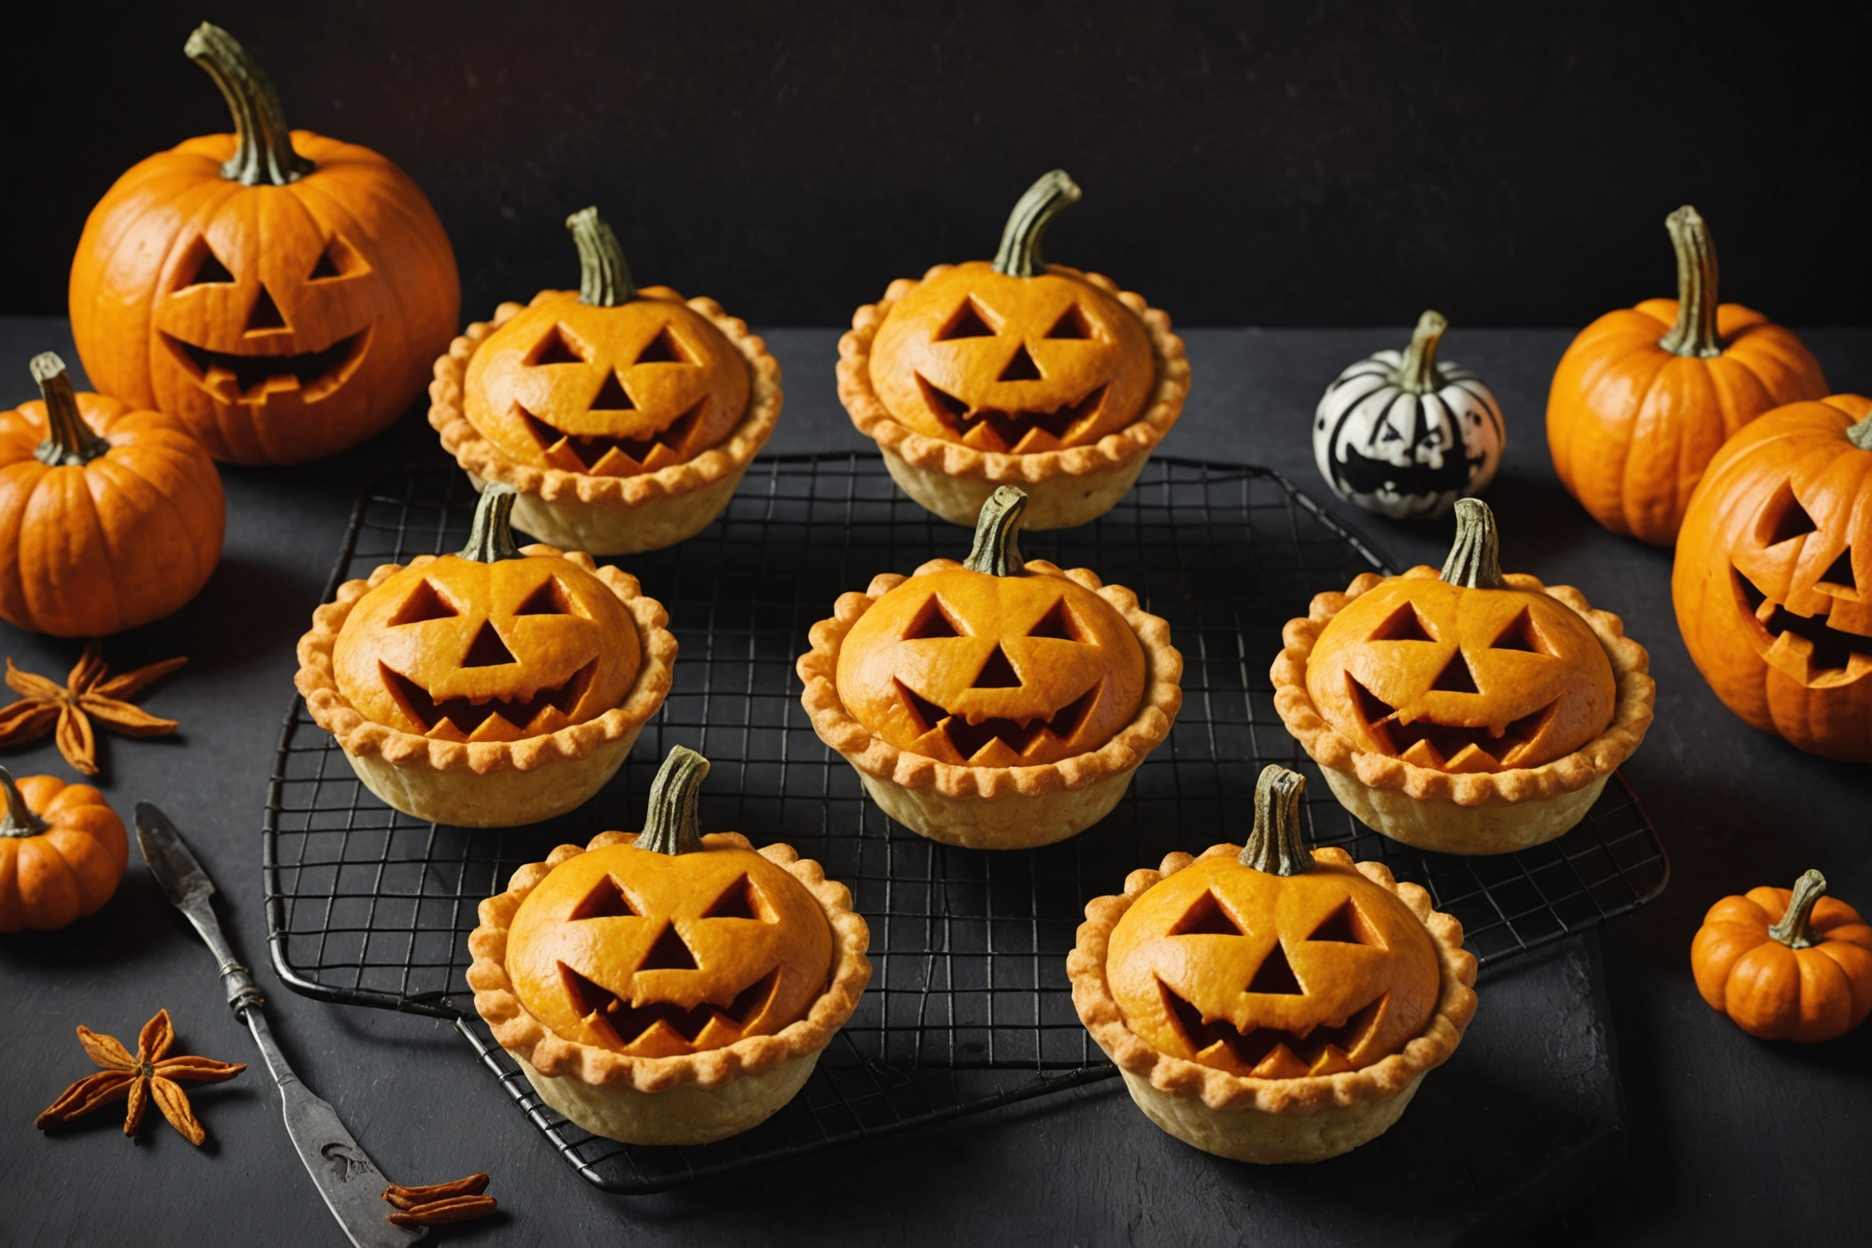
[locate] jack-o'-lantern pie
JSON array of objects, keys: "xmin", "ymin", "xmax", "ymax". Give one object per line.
[
  {"xmin": 295, "ymin": 484, "xmax": 675, "ymax": 826},
  {"xmin": 1070, "ymin": 766, "xmax": 1477, "ymax": 1164},
  {"xmin": 838, "ymin": 169, "xmax": 1189, "ymax": 529},
  {"xmin": 468, "ymin": 746, "xmax": 870, "ymax": 1145},
  {"xmin": 430, "ymin": 207, "xmax": 780, "ymax": 554},
  {"xmin": 1272, "ymin": 499, "xmax": 1654, "ymax": 854},
  {"xmin": 798, "ymin": 485, "xmax": 1182, "ymax": 849}
]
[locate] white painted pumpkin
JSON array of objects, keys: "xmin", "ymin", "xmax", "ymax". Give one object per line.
[{"xmin": 1312, "ymin": 311, "xmax": 1505, "ymax": 519}]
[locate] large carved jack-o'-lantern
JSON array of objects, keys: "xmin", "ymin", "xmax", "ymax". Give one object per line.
[
  {"xmin": 68, "ymin": 25, "xmax": 459, "ymax": 466},
  {"xmin": 1673, "ymin": 397, "xmax": 1872, "ymax": 761}
]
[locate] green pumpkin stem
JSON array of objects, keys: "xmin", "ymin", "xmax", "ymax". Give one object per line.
[
  {"xmin": 29, "ymin": 354, "xmax": 110, "ymax": 468},
  {"xmin": 1395, "ymin": 310, "xmax": 1448, "ymax": 395},
  {"xmin": 566, "ymin": 207, "xmax": 636, "ymax": 306},
  {"xmin": 1240, "ymin": 766, "xmax": 1310, "ymax": 875},
  {"xmin": 1657, "ymin": 205, "xmax": 1721, "ymax": 358},
  {"xmin": 992, "ymin": 170, "xmax": 1081, "ymax": 278},
  {"xmin": 1768, "ymin": 869, "xmax": 1827, "ymax": 950},
  {"xmin": 963, "ymin": 487, "xmax": 1030, "ymax": 575},
  {"xmin": 1440, "ymin": 498, "xmax": 1507, "ymax": 590},
  {"xmin": 638, "ymin": 746, "xmax": 711, "ymax": 856},
  {"xmin": 184, "ymin": 23, "xmax": 313, "ymax": 187},
  {"xmin": 0, "ymin": 767, "xmax": 47, "ymax": 839},
  {"xmin": 1846, "ymin": 414, "xmax": 1872, "ymax": 452},
  {"xmin": 458, "ymin": 484, "xmax": 522, "ymax": 563}
]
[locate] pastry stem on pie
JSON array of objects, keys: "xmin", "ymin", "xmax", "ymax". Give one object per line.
[
  {"xmin": 964, "ymin": 485, "xmax": 1029, "ymax": 576},
  {"xmin": 638, "ymin": 745, "xmax": 709, "ymax": 855},
  {"xmin": 1439, "ymin": 497, "xmax": 1505, "ymax": 590},
  {"xmin": 459, "ymin": 483, "xmax": 522, "ymax": 563},
  {"xmin": 992, "ymin": 170, "xmax": 1081, "ymax": 279},
  {"xmin": 566, "ymin": 206, "xmax": 637, "ymax": 307},
  {"xmin": 1241, "ymin": 766, "xmax": 1310, "ymax": 876}
]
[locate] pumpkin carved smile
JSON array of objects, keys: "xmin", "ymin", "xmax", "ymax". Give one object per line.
[
  {"xmin": 161, "ymin": 327, "xmax": 370, "ymax": 403},
  {"xmin": 915, "ymin": 370, "xmax": 1110, "ymax": 453},
  {"xmin": 1733, "ymin": 567, "xmax": 1870, "ymax": 683},
  {"xmin": 377, "ymin": 658, "xmax": 598, "ymax": 741}
]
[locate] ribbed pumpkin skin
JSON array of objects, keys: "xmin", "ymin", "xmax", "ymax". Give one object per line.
[
  {"xmin": 1546, "ymin": 300, "xmax": 1825, "ymax": 545},
  {"xmin": 0, "ymin": 776, "xmax": 127, "ymax": 934},
  {"xmin": 0, "ymin": 391, "xmax": 225, "ymax": 637},
  {"xmin": 68, "ymin": 130, "xmax": 459, "ymax": 465}
]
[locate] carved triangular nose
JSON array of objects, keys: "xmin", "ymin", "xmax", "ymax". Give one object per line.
[
  {"xmin": 592, "ymin": 372, "xmax": 634, "ymax": 410},
  {"xmin": 998, "ymin": 343, "xmax": 1043, "ymax": 382},
  {"xmin": 245, "ymin": 284, "xmax": 287, "ymax": 332},
  {"xmin": 638, "ymin": 922, "xmax": 699, "ymax": 971},
  {"xmin": 971, "ymin": 644, "xmax": 1021, "ymax": 688},
  {"xmin": 460, "ymin": 620, "xmax": 516, "ymax": 667}
]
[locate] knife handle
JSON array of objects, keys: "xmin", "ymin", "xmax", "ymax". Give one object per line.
[
  {"xmin": 218, "ymin": 957, "xmax": 267, "ymax": 1018},
  {"xmin": 177, "ymin": 901, "xmax": 267, "ymax": 1017}
]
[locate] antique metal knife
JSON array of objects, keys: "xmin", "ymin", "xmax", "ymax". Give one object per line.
[{"xmin": 135, "ymin": 803, "xmax": 424, "ymax": 1248}]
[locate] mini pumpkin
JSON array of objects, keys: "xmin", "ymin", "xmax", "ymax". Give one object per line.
[
  {"xmin": 799, "ymin": 485, "xmax": 1182, "ymax": 848},
  {"xmin": 1691, "ymin": 870, "xmax": 1872, "ymax": 1044},
  {"xmin": 1672, "ymin": 397, "xmax": 1872, "ymax": 762},
  {"xmin": 431, "ymin": 207, "xmax": 782, "ymax": 555},
  {"xmin": 0, "ymin": 768, "xmax": 127, "ymax": 934},
  {"xmin": 1273, "ymin": 499, "xmax": 1654, "ymax": 854},
  {"xmin": 1313, "ymin": 310, "xmax": 1505, "ymax": 519},
  {"xmin": 469, "ymin": 746, "xmax": 871, "ymax": 1145},
  {"xmin": 295, "ymin": 484, "xmax": 676, "ymax": 827},
  {"xmin": 1069, "ymin": 765, "xmax": 1476, "ymax": 1163},
  {"xmin": 838, "ymin": 170, "xmax": 1189, "ymax": 529},
  {"xmin": 1546, "ymin": 205, "xmax": 1827, "ymax": 545},
  {"xmin": 0, "ymin": 353, "xmax": 225, "ymax": 637},
  {"xmin": 68, "ymin": 24, "xmax": 459, "ymax": 465}
]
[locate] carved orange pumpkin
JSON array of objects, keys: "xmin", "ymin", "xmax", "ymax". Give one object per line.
[
  {"xmin": 332, "ymin": 485, "xmax": 640, "ymax": 743},
  {"xmin": 67, "ymin": 24, "xmax": 459, "ymax": 465},
  {"xmin": 504, "ymin": 747, "xmax": 833, "ymax": 1057},
  {"xmin": 1106, "ymin": 766, "xmax": 1440, "ymax": 1077},
  {"xmin": 834, "ymin": 486, "xmax": 1145, "ymax": 765},
  {"xmin": 1306, "ymin": 499, "xmax": 1616, "ymax": 772},
  {"xmin": 0, "ymin": 769, "xmax": 127, "ymax": 934},
  {"xmin": 461, "ymin": 208, "xmax": 750, "ymax": 477},
  {"xmin": 1672, "ymin": 397, "xmax": 1872, "ymax": 761},
  {"xmin": 866, "ymin": 171, "xmax": 1155, "ymax": 455}
]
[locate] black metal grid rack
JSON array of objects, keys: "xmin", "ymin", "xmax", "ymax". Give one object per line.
[{"xmin": 263, "ymin": 454, "xmax": 1668, "ymax": 1194}]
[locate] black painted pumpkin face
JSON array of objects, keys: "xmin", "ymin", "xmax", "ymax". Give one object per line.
[{"xmin": 1730, "ymin": 481, "xmax": 1872, "ymax": 685}]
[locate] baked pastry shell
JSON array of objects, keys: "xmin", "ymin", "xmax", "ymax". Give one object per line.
[
  {"xmin": 1068, "ymin": 843, "xmax": 1477, "ymax": 1163},
  {"xmin": 1270, "ymin": 569, "xmax": 1655, "ymax": 854},
  {"xmin": 294, "ymin": 546, "xmax": 677, "ymax": 827},
  {"xmin": 429, "ymin": 294, "xmax": 783, "ymax": 554},
  {"xmin": 467, "ymin": 830, "xmax": 872, "ymax": 1145},
  {"xmin": 836, "ymin": 264, "xmax": 1190, "ymax": 529},
  {"xmin": 797, "ymin": 559, "xmax": 1183, "ymax": 849}
]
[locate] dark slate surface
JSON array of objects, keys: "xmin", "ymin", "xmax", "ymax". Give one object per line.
[{"xmin": 0, "ymin": 318, "xmax": 1867, "ymax": 1246}]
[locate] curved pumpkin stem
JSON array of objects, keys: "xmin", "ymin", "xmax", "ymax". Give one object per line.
[
  {"xmin": 1394, "ymin": 310, "xmax": 1448, "ymax": 395},
  {"xmin": 1240, "ymin": 765, "xmax": 1310, "ymax": 875},
  {"xmin": 1846, "ymin": 413, "xmax": 1872, "ymax": 452},
  {"xmin": 29, "ymin": 353, "xmax": 110, "ymax": 468},
  {"xmin": 1768, "ymin": 869, "xmax": 1827, "ymax": 950},
  {"xmin": 184, "ymin": 23, "xmax": 313, "ymax": 187},
  {"xmin": 963, "ymin": 486, "xmax": 1029, "ymax": 576},
  {"xmin": 992, "ymin": 170, "xmax": 1081, "ymax": 278},
  {"xmin": 1657, "ymin": 205, "xmax": 1721, "ymax": 358},
  {"xmin": 458, "ymin": 484, "xmax": 522, "ymax": 563},
  {"xmin": 0, "ymin": 767, "xmax": 47, "ymax": 839},
  {"xmin": 566, "ymin": 207, "xmax": 637, "ymax": 307},
  {"xmin": 1440, "ymin": 498, "xmax": 1507, "ymax": 590},
  {"xmin": 638, "ymin": 746, "xmax": 710, "ymax": 856}
]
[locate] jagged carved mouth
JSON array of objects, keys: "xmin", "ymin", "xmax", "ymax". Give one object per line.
[
  {"xmin": 559, "ymin": 962, "xmax": 780, "ymax": 1047},
  {"xmin": 378, "ymin": 659, "xmax": 595, "ymax": 741},
  {"xmin": 518, "ymin": 401, "xmax": 703, "ymax": 476},
  {"xmin": 1346, "ymin": 673, "xmax": 1553, "ymax": 771},
  {"xmin": 896, "ymin": 678, "xmax": 1099, "ymax": 763},
  {"xmin": 1733, "ymin": 568, "xmax": 1870, "ymax": 681},
  {"xmin": 1158, "ymin": 979, "xmax": 1385, "ymax": 1078},
  {"xmin": 915, "ymin": 373, "xmax": 1107, "ymax": 453},
  {"xmin": 162, "ymin": 329, "xmax": 368, "ymax": 401}
]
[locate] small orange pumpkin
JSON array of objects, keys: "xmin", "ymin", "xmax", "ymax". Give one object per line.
[
  {"xmin": 0, "ymin": 767, "xmax": 127, "ymax": 934},
  {"xmin": 1691, "ymin": 870, "xmax": 1872, "ymax": 1043},
  {"xmin": 1546, "ymin": 205, "xmax": 1827, "ymax": 545},
  {"xmin": 0, "ymin": 354, "xmax": 225, "ymax": 637}
]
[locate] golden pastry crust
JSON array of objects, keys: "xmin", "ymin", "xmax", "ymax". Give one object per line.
[
  {"xmin": 467, "ymin": 830, "xmax": 871, "ymax": 1093},
  {"xmin": 798, "ymin": 559, "xmax": 1183, "ymax": 800},
  {"xmin": 430, "ymin": 296, "xmax": 782, "ymax": 508},
  {"xmin": 295, "ymin": 547, "xmax": 676, "ymax": 775},
  {"xmin": 837, "ymin": 265, "xmax": 1190, "ymax": 484},
  {"xmin": 1068, "ymin": 844, "xmax": 1477, "ymax": 1115},
  {"xmin": 1272, "ymin": 569, "xmax": 1655, "ymax": 807}
]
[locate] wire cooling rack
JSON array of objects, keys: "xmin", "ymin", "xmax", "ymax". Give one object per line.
[{"xmin": 263, "ymin": 454, "xmax": 1668, "ymax": 1193}]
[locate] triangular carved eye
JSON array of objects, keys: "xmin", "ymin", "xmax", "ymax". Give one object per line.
[
  {"xmin": 515, "ymin": 576, "xmax": 574, "ymax": 616},
  {"xmin": 390, "ymin": 579, "xmax": 459, "ymax": 625},
  {"xmin": 1818, "ymin": 547, "xmax": 1857, "ymax": 590},
  {"xmin": 308, "ymin": 242, "xmax": 345, "ymax": 280},
  {"xmin": 634, "ymin": 326, "xmax": 690, "ymax": 365},
  {"xmin": 1247, "ymin": 943, "xmax": 1304, "ymax": 995},
  {"xmin": 1369, "ymin": 602, "xmax": 1436, "ymax": 643},
  {"xmin": 997, "ymin": 343, "xmax": 1043, "ymax": 381},
  {"xmin": 1429, "ymin": 651, "xmax": 1480, "ymax": 693},
  {"xmin": 591, "ymin": 372, "xmax": 634, "ymax": 410},
  {"xmin": 1490, "ymin": 607, "xmax": 1546, "ymax": 653},
  {"xmin": 970, "ymin": 644, "xmax": 1021, "ymax": 688},
  {"xmin": 1027, "ymin": 599, "xmax": 1081, "ymax": 641},
  {"xmin": 1306, "ymin": 899, "xmax": 1385, "ymax": 948},
  {"xmin": 460, "ymin": 621, "xmax": 516, "ymax": 667},
  {"xmin": 1169, "ymin": 890, "xmax": 1244, "ymax": 936},
  {"xmin": 1043, "ymin": 304, "xmax": 1092, "ymax": 339},
  {"xmin": 700, "ymin": 874, "xmax": 768, "ymax": 921},
  {"xmin": 528, "ymin": 324, "xmax": 589, "ymax": 366},
  {"xmin": 569, "ymin": 874, "xmax": 638, "ymax": 920},
  {"xmin": 177, "ymin": 240, "xmax": 236, "ymax": 288},
  {"xmin": 638, "ymin": 923, "xmax": 699, "ymax": 971},
  {"xmin": 1762, "ymin": 485, "xmax": 1818, "ymax": 546},
  {"xmin": 934, "ymin": 297, "xmax": 997, "ymax": 340},
  {"xmin": 902, "ymin": 596, "xmax": 963, "ymax": 639}
]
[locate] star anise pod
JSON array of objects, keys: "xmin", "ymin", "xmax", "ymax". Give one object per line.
[
  {"xmin": 0, "ymin": 644, "xmax": 186, "ymax": 777},
  {"xmin": 35, "ymin": 1008, "xmax": 245, "ymax": 1146}
]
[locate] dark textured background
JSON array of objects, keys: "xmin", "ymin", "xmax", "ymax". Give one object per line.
[{"xmin": 7, "ymin": 1, "xmax": 1872, "ymax": 327}]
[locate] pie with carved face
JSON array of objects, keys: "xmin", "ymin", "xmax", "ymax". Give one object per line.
[
  {"xmin": 1070, "ymin": 766, "xmax": 1477, "ymax": 1164},
  {"xmin": 838, "ymin": 170, "xmax": 1188, "ymax": 530},
  {"xmin": 1272, "ymin": 499, "xmax": 1654, "ymax": 854},
  {"xmin": 431, "ymin": 207, "xmax": 781, "ymax": 555},
  {"xmin": 798, "ymin": 485, "xmax": 1182, "ymax": 849},
  {"xmin": 295, "ymin": 484, "xmax": 676, "ymax": 827},
  {"xmin": 469, "ymin": 746, "xmax": 870, "ymax": 1145}
]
